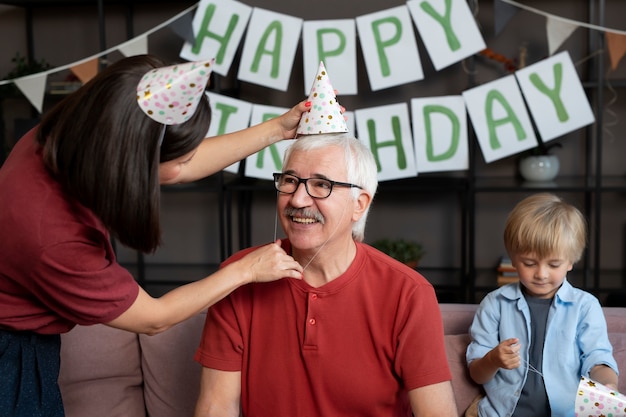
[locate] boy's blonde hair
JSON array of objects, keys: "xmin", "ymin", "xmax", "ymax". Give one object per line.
[{"xmin": 503, "ymin": 193, "xmax": 587, "ymax": 263}]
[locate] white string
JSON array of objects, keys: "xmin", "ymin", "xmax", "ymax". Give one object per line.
[
  {"xmin": 273, "ymin": 191, "xmax": 279, "ymax": 242},
  {"xmin": 273, "ymin": 193, "xmax": 350, "ymax": 273},
  {"xmin": 520, "ymin": 356, "xmax": 544, "ymax": 377},
  {"xmin": 157, "ymin": 124, "xmax": 166, "ymax": 147},
  {"xmin": 299, "ymin": 201, "xmax": 348, "ymax": 272},
  {"xmin": 500, "ymin": 0, "xmax": 626, "ymax": 36}
]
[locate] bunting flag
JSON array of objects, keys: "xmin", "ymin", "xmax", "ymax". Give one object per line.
[
  {"xmin": 494, "ymin": 0, "xmax": 519, "ymax": 36},
  {"xmin": 70, "ymin": 58, "xmax": 99, "ymax": 84},
  {"xmin": 546, "ymin": 16, "xmax": 579, "ymax": 56},
  {"xmin": 118, "ymin": 35, "xmax": 149, "ymax": 58},
  {"xmin": 605, "ymin": 31, "xmax": 626, "ymax": 70},
  {"xmin": 168, "ymin": 8, "xmax": 196, "ymax": 44},
  {"xmin": 13, "ymin": 72, "xmax": 48, "ymax": 113},
  {"xmin": 0, "ymin": 0, "xmax": 619, "ymax": 180},
  {"xmin": 3, "ymin": 0, "xmax": 626, "ymax": 98}
]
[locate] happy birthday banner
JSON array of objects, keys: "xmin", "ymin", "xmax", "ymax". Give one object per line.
[
  {"xmin": 188, "ymin": 0, "xmax": 599, "ymax": 179},
  {"xmin": 2, "ymin": 0, "xmax": 626, "ymax": 179}
]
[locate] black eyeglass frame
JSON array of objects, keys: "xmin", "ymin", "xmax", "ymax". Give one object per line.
[{"xmin": 272, "ymin": 172, "xmax": 363, "ymax": 199}]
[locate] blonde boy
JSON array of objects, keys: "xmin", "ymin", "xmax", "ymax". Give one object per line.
[{"xmin": 466, "ymin": 193, "xmax": 618, "ymax": 416}]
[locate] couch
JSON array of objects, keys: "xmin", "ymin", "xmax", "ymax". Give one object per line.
[{"xmin": 58, "ymin": 304, "xmax": 626, "ymax": 416}]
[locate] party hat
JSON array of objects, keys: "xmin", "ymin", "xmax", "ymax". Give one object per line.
[
  {"xmin": 137, "ymin": 59, "xmax": 214, "ymax": 125},
  {"xmin": 296, "ymin": 61, "xmax": 348, "ymax": 136},
  {"xmin": 574, "ymin": 376, "xmax": 626, "ymax": 416}
]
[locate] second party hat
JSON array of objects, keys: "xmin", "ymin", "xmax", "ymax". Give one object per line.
[{"xmin": 137, "ymin": 59, "xmax": 214, "ymax": 125}]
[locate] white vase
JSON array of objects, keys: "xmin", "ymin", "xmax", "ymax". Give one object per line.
[{"xmin": 519, "ymin": 155, "xmax": 560, "ymax": 182}]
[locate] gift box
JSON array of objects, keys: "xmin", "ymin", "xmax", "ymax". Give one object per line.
[{"xmin": 575, "ymin": 375, "xmax": 626, "ymax": 416}]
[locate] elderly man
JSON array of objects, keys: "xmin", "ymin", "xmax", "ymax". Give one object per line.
[{"xmin": 194, "ymin": 134, "xmax": 458, "ymax": 417}]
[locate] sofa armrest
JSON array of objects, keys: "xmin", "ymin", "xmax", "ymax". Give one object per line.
[
  {"xmin": 59, "ymin": 324, "xmax": 146, "ymax": 417},
  {"xmin": 139, "ymin": 311, "xmax": 206, "ymax": 417}
]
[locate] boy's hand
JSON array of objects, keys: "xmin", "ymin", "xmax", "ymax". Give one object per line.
[{"xmin": 489, "ymin": 338, "xmax": 521, "ymax": 370}]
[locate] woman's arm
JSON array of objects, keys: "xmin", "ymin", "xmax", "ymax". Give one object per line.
[
  {"xmin": 106, "ymin": 240, "xmax": 302, "ymax": 334},
  {"xmin": 176, "ymin": 100, "xmax": 310, "ymax": 183}
]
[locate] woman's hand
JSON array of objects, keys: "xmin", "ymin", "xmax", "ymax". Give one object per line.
[
  {"xmin": 238, "ymin": 239, "xmax": 303, "ymax": 283},
  {"xmin": 275, "ymin": 100, "xmax": 311, "ymax": 139},
  {"xmin": 275, "ymin": 94, "xmax": 347, "ymax": 140}
]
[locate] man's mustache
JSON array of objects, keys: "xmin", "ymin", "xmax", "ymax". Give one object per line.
[{"xmin": 283, "ymin": 207, "xmax": 325, "ymax": 224}]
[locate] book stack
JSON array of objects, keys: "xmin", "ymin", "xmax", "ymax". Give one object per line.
[{"xmin": 497, "ymin": 256, "xmax": 518, "ymax": 286}]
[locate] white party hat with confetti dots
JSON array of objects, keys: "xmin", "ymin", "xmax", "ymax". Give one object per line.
[
  {"xmin": 296, "ymin": 61, "xmax": 348, "ymax": 136},
  {"xmin": 136, "ymin": 59, "xmax": 214, "ymax": 125}
]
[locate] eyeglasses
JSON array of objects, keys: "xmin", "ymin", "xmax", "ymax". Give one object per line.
[{"xmin": 273, "ymin": 173, "xmax": 363, "ymax": 199}]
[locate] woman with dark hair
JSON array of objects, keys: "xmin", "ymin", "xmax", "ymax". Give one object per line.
[{"xmin": 0, "ymin": 54, "xmax": 305, "ymax": 417}]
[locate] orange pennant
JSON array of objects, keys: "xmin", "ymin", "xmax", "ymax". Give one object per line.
[
  {"xmin": 605, "ymin": 32, "xmax": 626, "ymax": 71},
  {"xmin": 70, "ymin": 58, "xmax": 99, "ymax": 84}
]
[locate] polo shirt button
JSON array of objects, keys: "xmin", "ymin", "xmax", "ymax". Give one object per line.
[
  {"xmin": 308, "ymin": 318, "xmax": 316, "ymax": 325},
  {"xmin": 311, "ymin": 294, "xmax": 318, "ymax": 300}
]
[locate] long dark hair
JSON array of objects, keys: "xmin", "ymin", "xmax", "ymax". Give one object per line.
[{"xmin": 37, "ymin": 55, "xmax": 212, "ymax": 252}]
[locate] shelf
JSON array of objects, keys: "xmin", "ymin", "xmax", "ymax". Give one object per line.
[
  {"xmin": 597, "ymin": 176, "xmax": 626, "ymax": 192},
  {"xmin": 4, "ymin": 0, "xmax": 622, "ymax": 305},
  {"xmin": 471, "ymin": 176, "xmax": 595, "ymax": 192},
  {"xmin": 376, "ymin": 176, "xmax": 467, "ymax": 193}
]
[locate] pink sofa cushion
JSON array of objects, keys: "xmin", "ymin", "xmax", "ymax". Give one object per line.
[
  {"xmin": 59, "ymin": 324, "xmax": 145, "ymax": 417},
  {"xmin": 445, "ymin": 333, "xmax": 483, "ymax": 414},
  {"xmin": 139, "ymin": 312, "xmax": 206, "ymax": 417}
]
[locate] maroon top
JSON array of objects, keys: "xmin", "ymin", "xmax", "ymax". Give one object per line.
[{"xmin": 0, "ymin": 128, "xmax": 138, "ymax": 334}]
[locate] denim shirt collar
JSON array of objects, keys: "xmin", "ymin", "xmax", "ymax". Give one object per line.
[{"xmin": 500, "ymin": 278, "xmax": 575, "ymax": 305}]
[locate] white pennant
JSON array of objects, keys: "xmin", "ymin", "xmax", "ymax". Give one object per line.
[
  {"xmin": 546, "ymin": 16, "xmax": 579, "ymax": 56},
  {"xmin": 118, "ymin": 35, "xmax": 149, "ymax": 57},
  {"xmin": 13, "ymin": 73, "xmax": 48, "ymax": 113}
]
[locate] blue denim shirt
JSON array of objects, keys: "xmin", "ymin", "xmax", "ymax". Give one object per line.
[{"xmin": 466, "ymin": 280, "xmax": 618, "ymax": 417}]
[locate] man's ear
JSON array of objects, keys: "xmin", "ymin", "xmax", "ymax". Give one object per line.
[{"xmin": 352, "ymin": 191, "xmax": 372, "ymax": 221}]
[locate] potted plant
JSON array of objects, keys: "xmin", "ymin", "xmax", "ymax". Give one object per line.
[
  {"xmin": 371, "ymin": 238, "xmax": 425, "ymax": 268},
  {"xmin": 518, "ymin": 136, "xmax": 562, "ymax": 183}
]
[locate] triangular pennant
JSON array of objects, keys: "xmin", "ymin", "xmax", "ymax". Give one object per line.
[
  {"xmin": 13, "ymin": 72, "xmax": 48, "ymax": 113},
  {"xmin": 494, "ymin": 0, "xmax": 519, "ymax": 36},
  {"xmin": 297, "ymin": 61, "xmax": 348, "ymax": 136},
  {"xmin": 168, "ymin": 9, "xmax": 196, "ymax": 44},
  {"xmin": 70, "ymin": 58, "xmax": 99, "ymax": 84},
  {"xmin": 546, "ymin": 16, "xmax": 579, "ymax": 55},
  {"xmin": 118, "ymin": 35, "xmax": 149, "ymax": 58},
  {"xmin": 605, "ymin": 31, "xmax": 626, "ymax": 71}
]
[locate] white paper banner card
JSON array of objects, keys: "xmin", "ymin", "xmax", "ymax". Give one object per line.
[
  {"xmin": 463, "ymin": 74, "xmax": 538, "ymax": 163},
  {"xmin": 412, "ymin": 95, "xmax": 469, "ymax": 173},
  {"xmin": 302, "ymin": 19, "xmax": 358, "ymax": 96},
  {"xmin": 180, "ymin": 0, "xmax": 252, "ymax": 77},
  {"xmin": 515, "ymin": 51, "xmax": 595, "ymax": 143},
  {"xmin": 356, "ymin": 5, "xmax": 424, "ymax": 91},
  {"xmin": 407, "ymin": 0, "xmax": 486, "ymax": 71},
  {"xmin": 237, "ymin": 7, "xmax": 303, "ymax": 92}
]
